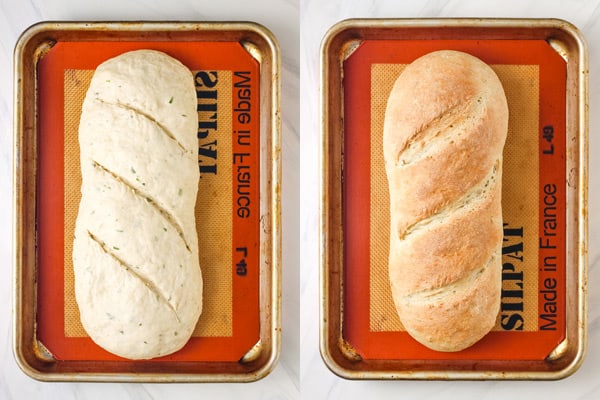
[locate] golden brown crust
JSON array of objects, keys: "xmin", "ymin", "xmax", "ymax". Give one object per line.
[
  {"xmin": 384, "ymin": 50, "xmax": 508, "ymax": 352},
  {"xmin": 388, "ymin": 168, "xmax": 502, "ymax": 295},
  {"xmin": 397, "ymin": 253, "xmax": 502, "ymax": 352}
]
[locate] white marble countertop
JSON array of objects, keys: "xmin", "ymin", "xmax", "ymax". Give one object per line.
[
  {"xmin": 300, "ymin": 0, "xmax": 600, "ymax": 399},
  {"xmin": 0, "ymin": 0, "xmax": 298, "ymax": 398}
]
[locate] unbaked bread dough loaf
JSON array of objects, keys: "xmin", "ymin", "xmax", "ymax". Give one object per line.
[
  {"xmin": 383, "ymin": 50, "xmax": 508, "ymax": 352},
  {"xmin": 73, "ymin": 49, "xmax": 202, "ymax": 359}
]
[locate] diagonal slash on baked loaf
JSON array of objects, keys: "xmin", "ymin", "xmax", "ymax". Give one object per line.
[
  {"xmin": 398, "ymin": 159, "xmax": 500, "ymax": 240},
  {"xmin": 395, "ymin": 96, "xmax": 482, "ymax": 167},
  {"xmin": 403, "ymin": 252, "xmax": 498, "ymax": 303}
]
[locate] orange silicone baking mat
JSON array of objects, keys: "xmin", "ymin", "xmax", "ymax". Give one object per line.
[
  {"xmin": 343, "ymin": 39, "xmax": 566, "ymax": 360},
  {"xmin": 37, "ymin": 41, "xmax": 260, "ymax": 362}
]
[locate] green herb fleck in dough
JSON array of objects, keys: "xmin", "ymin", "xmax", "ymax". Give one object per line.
[
  {"xmin": 113, "ymin": 246, "xmax": 120, "ymax": 250},
  {"xmin": 163, "ymin": 227, "xmax": 167, "ymax": 232},
  {"xmin": 174, "ymin": 331, "xmax": 178, "ymax": 336},
  {"xmin": 139, "ymin": 323, "xmax": 142, "ymax": 327},
  {"xmin": 119, "ymin": 330, "xmax": 124, "ymax": 334},
  {"xmin": 131, "ymin": 166, "xmax": 136, "ymax": 174},
  {"xmin": 178, "ymin": 188, "xmax": 183, "ymax": 196},
  {"xmin": 168, "ymin": 96, "xmax": 174, "ymax": 104}
]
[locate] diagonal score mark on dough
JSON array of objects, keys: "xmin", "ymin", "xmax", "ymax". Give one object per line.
[
  {"xmin": 399, "ymin": 160, "xmax": 499, "ymax": 240},
  {"xmin": 403, "ymin": 252, "xmax": 498, "ymax": 302},
  {"xmin": 95, "ymin": 98, "xmax": 189, "ymax": 153},
  {"xmin": 92, "ymin": 160, "xmax": 192, "ymax": 253},
  {"xmin": 87, "ymin": 230, "xmax": 181, "ymax": 322},
  {"xmin": 395, "ymin": 96, "xmax": 482, "ymax": 167}
]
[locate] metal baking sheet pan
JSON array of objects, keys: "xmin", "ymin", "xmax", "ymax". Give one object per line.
[
  {"xmin": 320, "ymin": 18, "xmax": 587, "ymax": 380},
  {"xmin": 13, "ymin": 21, "xmax": 281, "ymax": 382}
]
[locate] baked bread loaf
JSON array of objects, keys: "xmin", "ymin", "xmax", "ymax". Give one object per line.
[
  {"xmin": 383, "ymin": 50, "xmax": 508, "ymax": 351},
  {"xmin": 73, "ymin": 50, "xmax": 202, "ymax": 359}
]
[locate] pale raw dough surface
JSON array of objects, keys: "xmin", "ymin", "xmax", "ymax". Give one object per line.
[{"xmin": 73, "ymin": 49, "xmax": 202, "ymax": 360}]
